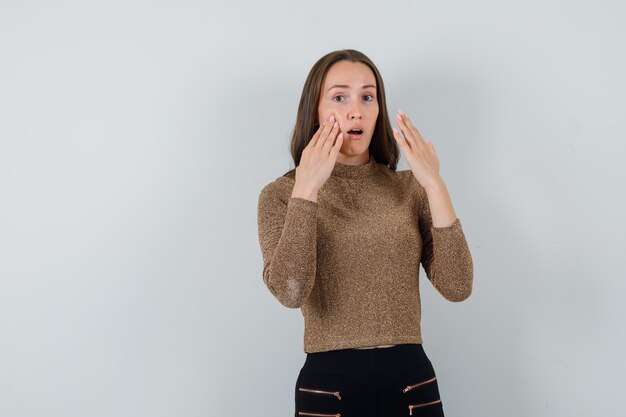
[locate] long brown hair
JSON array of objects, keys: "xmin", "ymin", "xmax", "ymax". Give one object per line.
[{"xmin": 283, "ymin": 49, "xmax": 399, "ymax": 177}]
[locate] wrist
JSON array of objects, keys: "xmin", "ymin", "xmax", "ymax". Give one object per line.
[
  {"xmin": 292, "ymin": 183, "xmax": 319, "ymax": 202},
  {"xmin": 422, "ymin": 176, "xmax": 446, "ymax": 193}
]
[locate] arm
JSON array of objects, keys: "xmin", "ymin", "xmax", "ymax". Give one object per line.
[
  {"xmin": 257, "ymin": 180, "xmax": 318, "ymax": 308},
  {"xmin": 416, "ymin": 177, "xmax": 474, "ymax": 302}
]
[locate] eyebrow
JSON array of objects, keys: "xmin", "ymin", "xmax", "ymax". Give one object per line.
[{"xmin": 328, "ymin": 84, "xmax": 376, "ymax": 91}]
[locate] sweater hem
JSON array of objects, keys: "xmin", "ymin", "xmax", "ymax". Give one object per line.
[{"xmin": 304, "ymin": 334, "xmax": 424, "ymax": 353}]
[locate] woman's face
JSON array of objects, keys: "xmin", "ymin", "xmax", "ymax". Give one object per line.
[{"xmin": 317, "ymin": 60, "xmax": 379, "ymax": 161}]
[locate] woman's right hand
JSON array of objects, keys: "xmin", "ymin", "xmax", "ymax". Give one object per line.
[{"xmin": 291, "ymin": 114, "xmax": 344, "ymax": 202}]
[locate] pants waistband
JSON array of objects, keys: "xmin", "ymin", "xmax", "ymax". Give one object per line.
[{"xmin": 303, "ymin": 343, "xmax": 431, "ymax": 377}]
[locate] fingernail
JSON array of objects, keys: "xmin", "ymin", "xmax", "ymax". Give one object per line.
[
  {"xmin": 334, "ymin": 122, "xmax": 338, "ymax": 128},
  {"xmin": 398, "ymin": 109, "xmax": 405, "ymax": 115},
  {"xmin": 330, "ymin": 115, "xmax": 335, "ymax": 122}
]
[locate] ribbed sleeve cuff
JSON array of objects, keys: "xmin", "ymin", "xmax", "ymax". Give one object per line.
[
  {"xmin": 431, "ymin": 217, "xmax": 462, "ymax": 234},
  {"xmin": 288, "ymin": 197, "xmax": 318, "ymax": 213}
]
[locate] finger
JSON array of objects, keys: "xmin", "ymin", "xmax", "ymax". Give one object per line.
[
  {"xmin": 318, "ymin": 114, "xmax": 336, "ymax": 146},
  {"xmin": 400, "ymin": 112, "xmax": 427, "ymax": 147},
  {"xmin": 314, "ymin": 115, "xmax": 336, "ymax": 148},
  {"xmin": 392, "ymin": 127, "xmax": 410, "ymax": 153},
  {"xmin": 308, "ymin": 119, "xmax": 325, "ymax": 148},
  {"xmin": 429, "ymin": 141, "xmax": 439, "ymax": 160},
  {"xmin": 319, "ymin": 113, "xmax": 337, "ymax": 143},
  {"xmin": 395, "ymin": 113, "xmax": 417, "ymax": 149},
  {"xmin": 322, "ymin": 121, "xmax": 340, "ymax": 153},
  {"xmin": 331, "ymin": 132, "xmax": 344, "ymax": 156},
  {"xmin": 397, "ymin": 111, "xmax": 424, "ymax": 150}
]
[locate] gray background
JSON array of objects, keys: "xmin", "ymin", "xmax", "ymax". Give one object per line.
[{"xmin": 1, "ymin": 0, "xmax": 625, "ymax": 416}]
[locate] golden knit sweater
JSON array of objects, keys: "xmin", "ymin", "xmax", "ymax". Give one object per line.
[{"xmin": 256, "ymin": 155, "xmax": 473, "ymax": 353}]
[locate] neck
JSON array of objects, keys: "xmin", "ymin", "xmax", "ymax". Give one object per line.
[
  {"xmin": 330, "ymin": 153, "xmax": 378, "ymax": 179},
  {"xmin": 336, "ymin": 152, "xmax": 370, "ymax": 166}
]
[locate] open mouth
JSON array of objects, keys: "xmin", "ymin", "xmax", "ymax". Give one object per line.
[{"xmin": 347, "ymin": 128, "xmax": 363, "ymax": 139}]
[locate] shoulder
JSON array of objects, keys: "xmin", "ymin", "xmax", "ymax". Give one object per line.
[
  {"xmin": 379, "ymin": 166, "xmax": 430, "ymax": 204},
  {"xmin": 258, "ymin": 175, "xmax": 295, "ymax": 207},
  {"xmin": 377, "ymin": 164, "xmax": 424, "ymax": 191},
  {"xmin": 394, "ymin": 167, "xmax": 415, "ymax": 185}
]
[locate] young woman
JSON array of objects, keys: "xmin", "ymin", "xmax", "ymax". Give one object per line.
[{"xmin": 257, "ymin": 49, "xmax": 474, "ymax": 417}]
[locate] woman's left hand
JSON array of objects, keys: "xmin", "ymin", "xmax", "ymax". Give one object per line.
[{"xmin": 392, "ymin": 110, "xmax": 441, "ymax": 189}]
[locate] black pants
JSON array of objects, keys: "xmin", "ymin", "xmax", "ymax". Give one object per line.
[{"xmin": 295, "ymin": 344, "xmax": 445, "ymax": 417}]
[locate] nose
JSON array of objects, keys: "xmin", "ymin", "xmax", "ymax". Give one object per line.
[
  {"xmin": 348, "ymin": 96, "xmax": 363, "ymax": 120},
  {"xmin": 348, "ymin": 102, "xmax": 363, "ymax": 120}
]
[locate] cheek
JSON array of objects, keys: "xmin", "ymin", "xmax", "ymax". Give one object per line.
[
  {"xmin": 369, "ymin": 107, "xmax": 379, "ymax": 127},
  {"xmin": 317, "ymin": 103, "xmax": 331, "ymax": 120}
]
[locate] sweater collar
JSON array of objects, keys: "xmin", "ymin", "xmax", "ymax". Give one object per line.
[{"xmin": 330, "ymin": 155, "xmax": 378, "ymax": 179}]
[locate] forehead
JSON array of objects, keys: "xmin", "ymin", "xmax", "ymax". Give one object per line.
[{"xmin": 323, "ymin": 61, "xmax": 376, "ymax": 87}]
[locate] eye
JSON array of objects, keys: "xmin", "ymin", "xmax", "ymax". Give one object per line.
[
  {"xmin": 333, "ymin": 95, "xmax": 345, "ymax": 103},
  {"xmin": 363, "ymin": 94, "xmax": 374, "ymax": 102}
]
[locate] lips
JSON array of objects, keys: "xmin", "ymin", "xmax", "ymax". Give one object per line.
[
  {"xmin": 347, "ymin": 130, "xmax": 363, "ymax": 139},
  {"xmin": 345, "ymin": 125, "xmax": 364, "ymax": 139}
]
